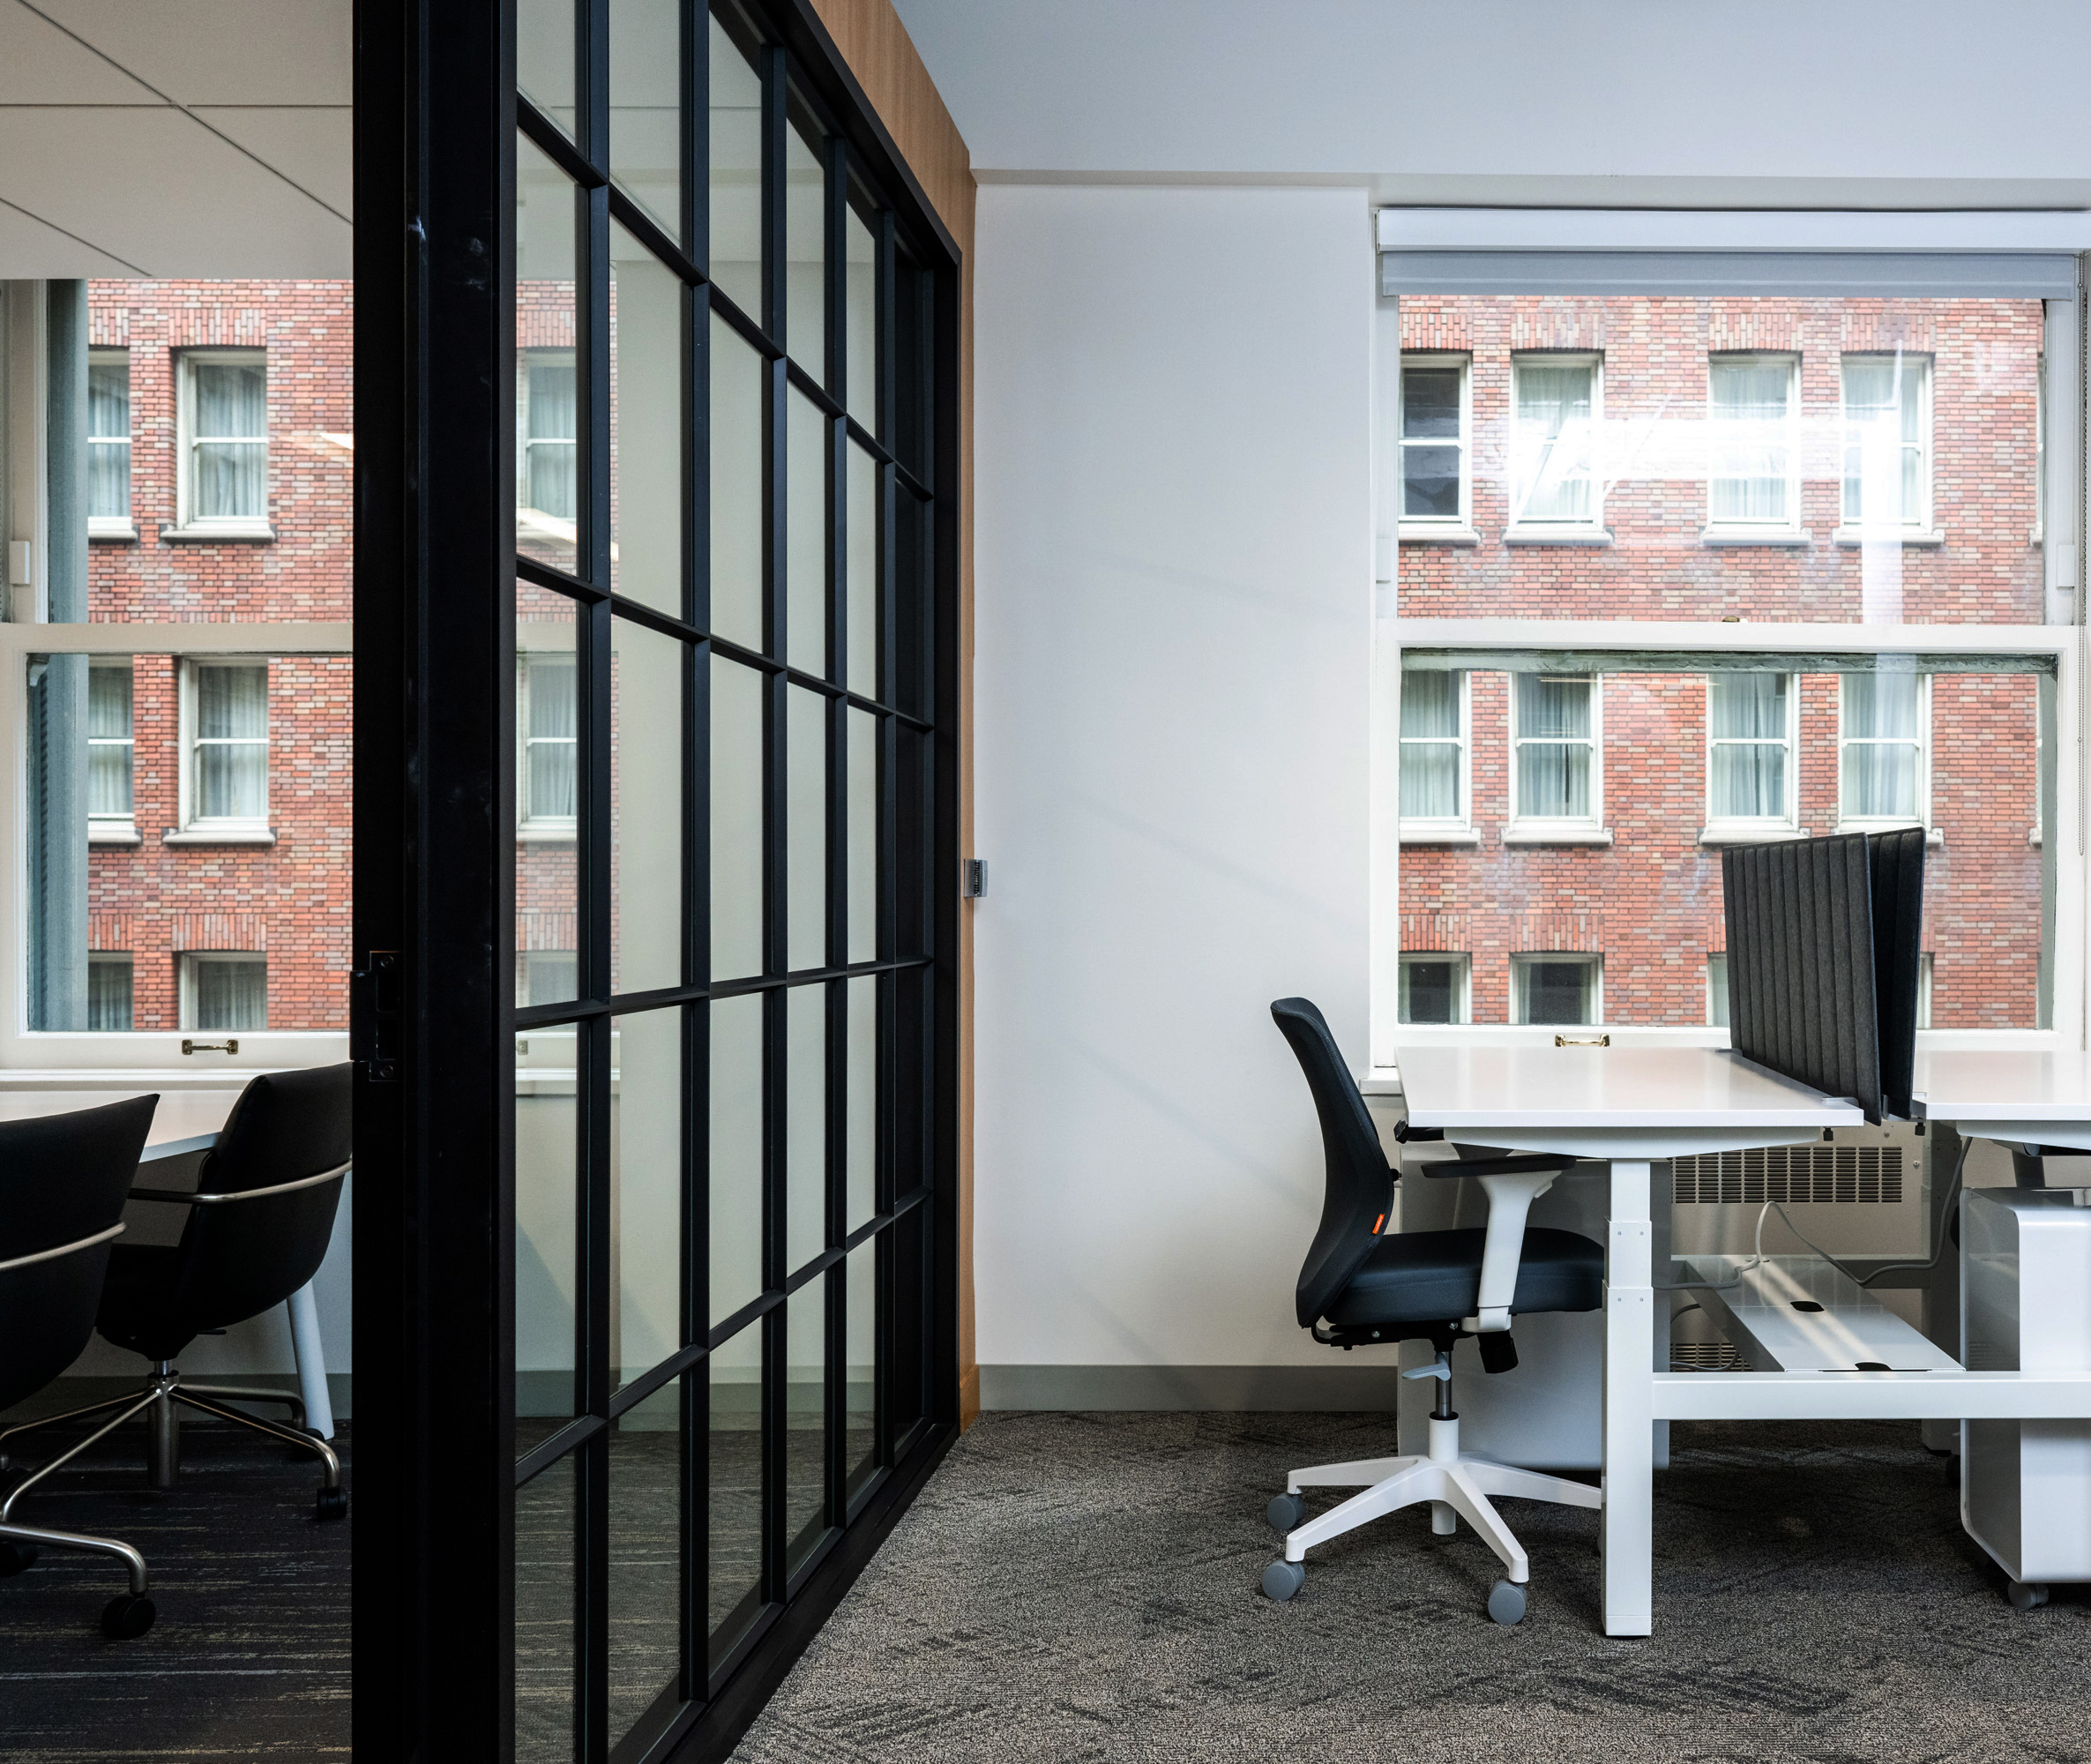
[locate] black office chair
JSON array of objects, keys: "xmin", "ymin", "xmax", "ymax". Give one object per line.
[
  {"xmin": 1261, "ymin": 998, "xmax": 1606, "ymax": 1624},
  {"xmin": 0, "ymin": 1095, "xmax": 161, "ymax": 1637},
  {"xmin": 11, "ymin": 1066, "xmax": 351, "ymax": 1521}
]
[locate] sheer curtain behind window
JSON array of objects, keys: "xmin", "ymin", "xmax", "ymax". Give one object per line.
[
  {"xmin": 527, "ymin": 356, "xmax": 579, "ymax": 519},
  {"xmin": 191, "ymin": 361, "xmax": 267, "ymax": 520},
  {"xmin": 88, "ymin": 666, "xmax": 132, "ymax": 818},
  {"xmin": 1709, "ymin": 674, "xmax": 1787, "ymax": 818},
  {"xmin": 196, "ymin": 958, "xmax": 267, "ymax": 1030},
  {"xmin": 88, "ymin": 359, "xmax": 131, "ymax": 519},
  {"xmin": 1512, "ymin": 362, "xmax": 1592, "ymax": 521},
  {"xmin": 527, "ymin": 655, "xmax": 579, "ymax": 818},
  {"xmin": 1399, "ymin": 669, "xmax": 1460, "ymax": 817},
  {"xmin": 1709, "ymin": 358, "xmax": 1791, "ymax": 522},
  {"xmin": 1515, "ymin": 675, "xmax": 1592, "ymax": 817},
  {"xmin": 1841, "ymin": 673, "xmax": 1924, "ymax": 819},
  {"xmin": 196, "ymin": 663, "xmax": 268, "ymax": 820}
]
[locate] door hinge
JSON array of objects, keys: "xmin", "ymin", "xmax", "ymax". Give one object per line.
[{"xmin": 352, "ymin": 950, "xmax": 402, "ymax": 1081}]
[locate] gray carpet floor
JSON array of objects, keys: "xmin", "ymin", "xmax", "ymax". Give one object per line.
[{"xmin": 735, "ymin": 1413, "xmax": 2091, "ymax": 1764}]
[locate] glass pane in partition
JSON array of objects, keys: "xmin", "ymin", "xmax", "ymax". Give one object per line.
[
  {"xmin": 786, "ymin": 387, "xmax": 829, "ymax": 673},
  {"xmin": 610, "ymin": 225, "xmax": 686, "ymax": 620},
  {"xmin": 847, "ymin": 706, "xmax": 877, "ymax": 965},
  {"xmin": 844, "ymin": 1238, "xmax": 877, "ymax": 1502},
  {"xmin": 519, "ymin": 583, "xmax": 581, "ymax": 1005},
  {"xmin": 610, "ymin": 0, "xmax": 681, "ymax": 244},
  {"xmin": 709, "ymin": 991, "xmax": 764, "ymax": 1326},
  {"xmin": 27, "ymin": 652, "xmax": 351, "ymax": 1032},
  {"xmin": 846, "ymin": 440, "xmax": 879, "ymax": 700},
  {"xmin": 785, "ymin": 684, "xmax": 826, "ymax": 972},
  {"xmin": 707, "ymin": 1326, "xmax": 763, "ymax": 1670},
  {"xmin": 611, "ymin": 1007, "xmax": 683, "ymax": 1389},
  {"xmin": 846, "ymin": 975, "xmax": 877, "ymax": 1230},
  {"xmin": 518, "ymin": 132, "xmax": 582, "ymax": 578},
  {"xmin": 710, "ymin": 314, "xmax": 766, "ymax": 650},
  {"xmin": 711, "ymin": 654, "xmax": 764, "ymax": 981},
  {"xmin": 516, "ymin": 1030, "xmax": 579, "ymax": 1437},
  {"xmin": 610, "ymin": 616, "xmax": 685, "ymax": 998},
  {"xmin": 514, "ymin": 1450, "xmax": 578, "ymax": 1763},
  {"xmin": 608, "ymin": 1373, "xmax": 684, "ymax": 1752},
  {"xmin": 784, "ymin": 1280, "xmax": 829, "ymax": 1576},
  {"xmin": 783, "ymin": 97, "xmax": 826, "ymax": 382},
  {"xmin": 844, "ymin": 198, "xmax": 877, "ymax": 430},
  {"xmin": 517, "ymin": 0, "xmax": 576, "ymax": 139},
  {"xmin": 1393, "ymin": 662, "xmax": 2052, "ymax": 1029},
  {"xmin": 706, "ymin": 7, "xmax": 763, "ymax": 322},
  {"xmin": 785, "ymin": 982, "xmax": 826, "ymax": 1273}
]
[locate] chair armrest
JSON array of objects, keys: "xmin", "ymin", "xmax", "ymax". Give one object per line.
[
  {"xmin": 127, "ymin": 1186, "xmax": 204, "ymax": 1205},
  {"xmin": 129, "ymin": 1158, "xmax": 351, "ymax": 1208},
  {"xmin": 1423, "ymin": 1154, "xmax": 1579, "ymax": 1333}
]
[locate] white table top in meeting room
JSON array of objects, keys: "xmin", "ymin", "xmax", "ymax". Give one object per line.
[
  {"xmin": 0, "ymin": 1088, "xmax": 241, "ymax": 1162},
  {"xmin": 1393, "ymin": 1043, "xmax": 1864, "ymax": 1158}
]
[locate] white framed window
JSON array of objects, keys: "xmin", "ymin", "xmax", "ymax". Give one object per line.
[
  {"xmin": 1399, "ymin": 953, "xmax": 1469, "ymax": 1025},
  {"xmin": 1704, "ymin": 672, "xmax": 1798, "ymax": 841},
  {"xmin": 87, "ymin": 659, "xmax": 138, "ymax": 843},
  {"xmin": 179, "ymin": 952, "xmax": 267, "ymax": 1032},
  {"xmin": 1840, "ymin": 353, "xmax": 1934, "ymax": 536},
  {"xmin": 1397, "ymin": 353, "xmax": 1472, "ymax": 539},
  {"xmin": 174, "ymin": 659, "xmax": 272, "ymax": 841},
  {"xmin": 88, "ymin": 953, "xmax": 133, "ymax": 1031},
  {"xmin": 1707, "ymin": 953, "xmax": 1729, "ymax": 1028},
  {"xmin": 1838, "ymin": 672, "xmax": 1930, "ymax": 833},
  {"xmin": 1706, "ymin": 352, "xmax": 1800, "ymax": 537},
  {"xmin": 519, "ymin": 348, "xmax": 579, "ymax": 527},
  {"xmin": 519, "ymin": 651, "xmax": 579, "ymax": 836},
  {"xmin": 87, "ymin": 349, "xmax": 133, "ymax": 538},
  {"xmin": 1398, "ymin": 668, "xmax": 1471, "ymax": 841},
  {"xmin": 1508, "ymin": 352, "xmax": 1602, "ymax": 535},
  {"xmin": 175, "ymin": 349, "xmax": 270, "ymax": 536},
  {"xmin": 517, "ymin": 949, "xmax": 579, "ymax": 1007},
  {"xmin": 1512, "ymin": 953, "xmax": 1602, "ymax": 1027},
  {"xmin": 1508, "ymin": 673, "xmax": 1606, "ymax": 841}
]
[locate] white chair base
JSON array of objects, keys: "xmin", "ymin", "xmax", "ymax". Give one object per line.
[{"xmin": 1274, "ymin": 1413, "xmax": 1602, "ymax": 1586}]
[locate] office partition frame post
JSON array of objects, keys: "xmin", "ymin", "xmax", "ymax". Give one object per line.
[{"xmin": 351, "ymin": 3, "xmax": 963, "ymax": 1760}]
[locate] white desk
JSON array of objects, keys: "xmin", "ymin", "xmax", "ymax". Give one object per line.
[
  {"xmin": 0, "ymin": 1088, "xmax": 337, "ymax": 1439},
  {"xmin": 1393, "ymin": 1042, "xmax": 2091, "ymax": 1636}
]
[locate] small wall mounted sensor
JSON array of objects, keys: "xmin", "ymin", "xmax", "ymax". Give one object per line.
[{"xmin": 960, "ymin": 859, "xmax": 987, "ymax": 899}]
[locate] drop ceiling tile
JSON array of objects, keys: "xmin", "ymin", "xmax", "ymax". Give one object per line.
[
  {"xmin": 0, "ymin": 194, "xmax": 139, "ymax": 274},
  {"xmin": 0, "ymin": 0, "xmax": 159, "ymax": 103},
  {"xmin": 29, "ymin": 0, "xmax": 349, "ymax": 106},
  {"xmin": 190, "ymin": 106, "xmax": 351, "ymax": 219}
]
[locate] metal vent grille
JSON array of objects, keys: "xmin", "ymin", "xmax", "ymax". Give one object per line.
[
  {"xmin": 1670, "ymin": 1342, "xmax": 1749, "ymax": 1372},
  {"xmin": 1670, "ymin": 1144, "xmax": 1904, "ymax": 1206}
]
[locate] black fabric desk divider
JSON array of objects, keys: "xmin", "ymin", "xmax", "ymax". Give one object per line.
[{"xmin": 1720, "ymin": 828, "xmax": 1926, "ymax": 1125}]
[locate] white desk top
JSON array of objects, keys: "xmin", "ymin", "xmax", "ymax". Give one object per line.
[
  {"xmin": 0, "ymin": 1088, "xmax": 239, "ymax": 1162},
  {"xmin": 1393, "ymin": 1044, "xmax": 1864, "ymax": 1131},
  {"xmin": 1909, "ymin": 1050, "xmax": 2091, "ymax": 1125}
]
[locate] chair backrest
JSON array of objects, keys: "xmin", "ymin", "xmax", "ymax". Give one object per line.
[
  {"xmin": 0, "ymin": 1095, "xmax": 158, "ymax": 1410},
  {"xmin": 168, "ymin": 1064, "xmax": 353, "ymax": 1333},
  {"xmin": 1271, "ymin": 998, "xmax": 1394, "ymax": 1328}
]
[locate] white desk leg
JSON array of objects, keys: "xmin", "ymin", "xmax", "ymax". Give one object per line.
[
  {"xmin": 288, "ymin": 1282, "xmax": 335, "ymax": 1440},
  {"xmin": 1602, "ymin": 1158, "xmax": 1654, "ymax": 1637}
]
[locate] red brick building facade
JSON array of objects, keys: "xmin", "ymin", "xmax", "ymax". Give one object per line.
[{"xmin": 1396, "ymin": 295, "xmax": 2047, "ymax": 1029}]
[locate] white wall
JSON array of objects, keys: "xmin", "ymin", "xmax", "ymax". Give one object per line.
[{"xmin": 971, "ymin": 185, "xmax": 1376, "ymax": 1400}]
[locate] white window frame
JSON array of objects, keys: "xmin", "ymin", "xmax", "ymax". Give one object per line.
[
  {"xmin": 173, "ymin": 348, "xmax": 272, "ymax": 539},
  {"xmin": 1506, "ymin": 671, "xmax": 1607, "ymax": 843},
  {"xmin": 1398, "ymin": 952, "xmax": 1470, "ymax": 1025},
  {"xmin": 178, "ymin": 950, "xmax": 268, "ymax": 1034},
  {"xmin": 1505, "ymin": 351, "xmax": 1605, "ymax": 540},
  {"xmin": 1836, "ymin": 351, "xmax": 1937, "ymax": 542},
  {"xmin": 86, "ymin": 348, "xmax": 134, "ymax": 541},
  {"xmin": 1836, "ymin": 671, "xmax": 1932, "ymax": 837},
  {"xmin": 1395, "ymin": 352, "xmax": 1474, "ymax": 542},
  {"xmin": 86, "ymin": 656, "xmax": 139, "ymax": 845},
  {"xmin": 1511, "ymin": 953, "xmax": 1602, "ymax": 1027},
  {"xmin": 1701, "ymin": 671, "xmax": 1801, "ymax": 843},
  {"xmin": 1707, "ymin": 953, "xmax": 1729, "ymax": 1028},
  {"xmin": 173, "ymin": 657, "xmax": 274, "ymax": 843},
  {"xmin": 1397, "ymin": 667, "xmax": 1473, "ymax": 843},
  {"xmin": 1704, "ymin": 351, "xmax": 1803, "ymax": 542},
  {"xmin": 517, "ymin": 648, "xmax": 580, "ymax": 841}
]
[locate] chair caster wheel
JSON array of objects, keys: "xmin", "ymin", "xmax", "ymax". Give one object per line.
[
  {"xmin": 1261, "ymin": 1558, "xmax": 1306, "ymax": 1602},
  {"xmin": 2007, "ymin": 1579, "xmax": 2050, "ymax": 1611},
  {"xmin": 101, "ymin": 1594, "xmax": 156, "ymax": 1639},
  {"xmin": 0, "ymin": 1543, "xmax": 40, "ymax": 1575},
  {"xmin": 315, "ymin": 1488, "xmax": 348, "ymax": 1521},
  {"xmin": 1486, "ymin": 1580, "xmax": 1527, "ymax": 1626},
  {"xmin": 1266, "ymin": 1492, "xmax": 1305, "ymax": 1534}
]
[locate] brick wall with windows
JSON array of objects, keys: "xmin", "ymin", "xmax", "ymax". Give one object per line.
[{"xmin": 1395, "ymin": 295, "xmax": 2046, "ymax": 1029}]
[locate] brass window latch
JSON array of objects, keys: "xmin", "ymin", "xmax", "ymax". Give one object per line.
[
  {"xmin": 181, "ymin": 1039, "xmax": 240, "ymax": 1055},
  {"xmin": 1553, "ymin": 1034, "xmax": 1609, "ymax": 1048}
]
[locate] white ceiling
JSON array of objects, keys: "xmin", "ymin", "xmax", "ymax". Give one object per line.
[{"xmin": 0, "ymin": 0, "xmax": 350, "ymax": 278}]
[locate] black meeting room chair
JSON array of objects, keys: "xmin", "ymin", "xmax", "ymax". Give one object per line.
[
  {"xmin": 0, "ymin": 1095, "xmax": 161, "ymax": 1637},
  {"xmin": 5, "ymin": 1065, "xmax": 352, "ymax": 1521},
  {"xmin": 1260, "ymin": 998, "xmax": 1605, "ymax": 1625}
]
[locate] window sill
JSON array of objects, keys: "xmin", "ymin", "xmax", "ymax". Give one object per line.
[
  {"xmin": 88, "ymin": 520, "xmax": 138, "ymax": 543},
  {"xmin": 162, "ymin": 826, "xmax": 277, "ymax": 847},
  {"xmin": 1502, "ymin": 825, "xmax": 1613, "ymax": 847},
  {"xmin": 1699, "ymin": 526, "xmax": 1811, "ymax": 548},
  {"xmin": 89, "ymin": 823, "xmax": 142, "ymax": 847},
  {"xmin": 1397, "ymin": 523, "xmax": 1480, "ymax": 547},
  {"xmin": 161, "ymin": 524, "xmax": 276, "ymax": 544},
  {"xmin": 1835, "ymin": 821, "xmax": 1943, "ymax": 848},
  {"xmin": 1503, "ymin": 526, "xmax": 1612, "ymax": 548},
  {"xmin": 1699, "ymin": 825, "xmax": 1808, "ymax": 847},
  {"xmin": 517, "ymin": 825, "xmax": 578, "ymax": 844},
  {"xmin": 1400, "ymin": 825, "xmax": 1482, "ymax": 846},
  {"xmin": 1832, "ymin": 527, "xmax": 1946, "ymax": 549}
]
